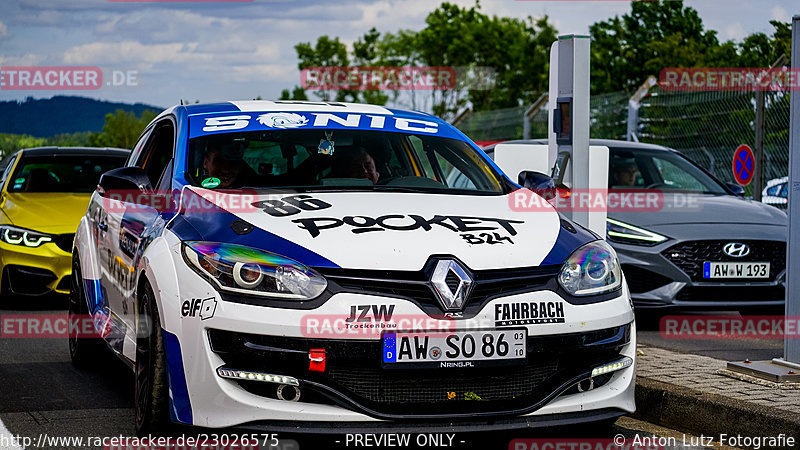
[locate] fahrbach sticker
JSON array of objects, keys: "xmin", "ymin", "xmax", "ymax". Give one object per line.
[{"xmin": 494, "ymin": 301, "xmax": 565, "ymax": 326}]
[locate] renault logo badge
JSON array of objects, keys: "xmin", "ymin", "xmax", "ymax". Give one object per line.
[
  {"xmin": 723, "ymin": 242, "xmax": 750, "ymax": 258},
  {"xmin": 430, "ymin": 259, "xmax": 473, "ymax": 311}
]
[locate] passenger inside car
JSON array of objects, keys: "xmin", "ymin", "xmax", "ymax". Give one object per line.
[{"xmin": 328, "ymin": 148, "xmax": 380, "ymax": 184}]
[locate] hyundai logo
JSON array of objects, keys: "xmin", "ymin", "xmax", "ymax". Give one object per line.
[
  {"xmin": 723, "ymin": 242, "xmax": 750, "ymax": 258},
  {"xmin": 429, "ymin": 259, "xmax": 473, "ymax": 311}
]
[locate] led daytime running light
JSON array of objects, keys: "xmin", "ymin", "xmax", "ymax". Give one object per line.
[
  {"xmin": 606, "ymin": 218, "xmax": 667, "ymax": 243},
  {"xmin": 0, "ymin": 226, "xmax": 52, "ymax": 247},
  {"xmin": 216, "ymin": 368, "xmax": 299, "ymax": 386},
  {"xmin": 591, "ymin": 357, "xmax": 633, "ymax": 377}
]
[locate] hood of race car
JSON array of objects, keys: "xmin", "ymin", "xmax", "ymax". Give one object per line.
[{"xmin": 177, "ymin": 187, "xmax": 590, "ymax": 271}]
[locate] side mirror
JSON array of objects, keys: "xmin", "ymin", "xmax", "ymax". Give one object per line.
[
  {"xmin": 518, "ymin": 170, "xmax": 557, "ymax": 201},
  {"xmin": 98, "ymin": 167, "xmax": 152, "ymax": 195},
  {"xmin": 725, "ymin": 183, "xmax": 745, "ymax": 197},
  {"xmin": 518, "ymin": 170, "xmax": 555, "ymax": 190}
]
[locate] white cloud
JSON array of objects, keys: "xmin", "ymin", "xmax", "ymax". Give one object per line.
[
  {"xmin": 0, "ymin": 53, "xmax": 47, "ymax": 66},
  {"xmin": 770, "ymin": 6, "xmax": 790, "ymax": 23},
  {"xmin": 62, "ymin": 41, "xmax": 207, "ymax": 65},
  {"xmin": 724, "ymin": 22, "xmax": 746, "ymax": 40},
  {"xmin": 0, "ymin": 20, "xmax": 7, "ymax": 37},
  {"xmin": 228, "ymin": 64, "xmax": 297, "ymax": 83}
]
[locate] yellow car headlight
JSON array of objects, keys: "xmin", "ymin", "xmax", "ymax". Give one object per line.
[{"xmin": 0, "ymin": 225, "xmax": 53, "ymax": 247}]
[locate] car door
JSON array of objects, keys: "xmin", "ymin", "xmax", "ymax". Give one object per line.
[{"xmin": 98, "ymin": 118, "xmax": 175, "ymax": 351}]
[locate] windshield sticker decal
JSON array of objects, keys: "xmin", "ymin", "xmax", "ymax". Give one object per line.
[
  {"xmin": 257, "ymin": 112, "xmax": 309, "ymax": 129},
  {"xmin": 201, "ymin": 177, "xmax": 221, "ymax": 189},
  {"xmin": 191, "ymin": 112, "xmax": 454, "ymax": 139}
]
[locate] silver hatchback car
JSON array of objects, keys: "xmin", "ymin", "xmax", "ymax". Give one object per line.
[{"xmin": 484, "ymin": 139, "xmax": 787, "ymax": 311}]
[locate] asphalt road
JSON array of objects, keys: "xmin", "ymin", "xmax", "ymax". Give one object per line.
[{"xmin": 0, "ymin": 294, "xmax": 759, "ymax": 450}]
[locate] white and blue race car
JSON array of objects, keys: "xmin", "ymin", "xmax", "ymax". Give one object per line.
[{"xmin": 70, "ymin": 100, "xmax": 635, "ymax": 432}]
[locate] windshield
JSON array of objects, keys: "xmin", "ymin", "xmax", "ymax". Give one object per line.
[
  {"xmin": 187, "ymin": 129, "xmax": 504, "ymax": 194},
  {"xmin": 609, "ymin": 147, "xmax": 727, "ymax": 194},
  {"xmin": 8, "ymin": 153, "xmax": 128, "ymax": 193}
]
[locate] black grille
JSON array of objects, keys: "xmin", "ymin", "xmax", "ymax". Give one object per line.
[
  {"xmin": 52, "ymin": 233, "xmax": 75, "ymax": 253},
  {"xmin": 676, "ymin": 285, "xmax": 785, "ymax": 302},
  {"xmin": 56, "ymin": 275, "xmax": 72, "ymax": 292},
  {"xmin": 621, "ymin": 264, "xmax": 673, "ymax": 294},
  {"xmin": 4, "ymin": 265, "xmax": 56, "ymax": 295},
  {"xmin": 319, "ymin": 264, "xmax": 561, "ymax": 312},
  {"xmin": 662, "ymin": 240, "xmax": 785, "ymax": 281},
  {"xmin": 208, "ymin": 325, "xmax": 630, "ymax": 418},
  {"xmin": 326, "ymin": 361, "xmax": 559, "ymax": 404}
]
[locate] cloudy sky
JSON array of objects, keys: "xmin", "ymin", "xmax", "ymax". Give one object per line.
[{"xmin": 0, "ymin": 0, "xmax": 796, "ymax": 109}]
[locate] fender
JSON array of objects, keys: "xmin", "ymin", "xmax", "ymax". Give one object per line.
[{"xmin": 75, "ymin": 214, "xmax": 102, "ymax": 283}]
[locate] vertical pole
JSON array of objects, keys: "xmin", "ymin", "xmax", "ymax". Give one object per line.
[
  {"xmin": 785, "ymin": 15, "xmax": 800, "ymax": 364},
  {"xmin": 627, "ymin": 100, "xmax": 640, "ymax": 142},
  {"xmin": 754, "ymin": 91, "xmax": 765, "ymax": 201}
]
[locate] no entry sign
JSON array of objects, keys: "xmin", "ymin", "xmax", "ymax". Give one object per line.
[{"xmin": 732, "ymin": 144, "xmax": 755, "ymax": 186}]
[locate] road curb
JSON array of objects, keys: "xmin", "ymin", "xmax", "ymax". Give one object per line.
[{"xmin": 634, "ymin": 377, "xmax": 800, "ymax": 440}]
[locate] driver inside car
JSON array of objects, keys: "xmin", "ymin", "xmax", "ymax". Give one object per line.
[
  {"xmin": 201, "ymin": 139, "xmax": 257, "ymax": 188},
  {"xmin": 610, "ymin": 160, "xmax": 640, "ymax": 187}
]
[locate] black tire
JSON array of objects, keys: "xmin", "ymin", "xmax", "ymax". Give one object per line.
[
  {"xmin": 69, "ymin": 255, "xmax": 106, "ymax": 369},
  {"xmin": 134, "ymin": 281, "xmax": 170, "ymax": 433}
]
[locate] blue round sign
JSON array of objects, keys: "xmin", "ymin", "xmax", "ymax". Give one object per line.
[{"xmin": 732, "ymin": 144, "xmax": 754, "ymax": 186}]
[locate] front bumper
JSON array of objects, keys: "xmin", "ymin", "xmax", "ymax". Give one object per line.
[
  {"xmin": 0, "ymin": 240, "xmax": 72, "ymax": 295},
  {"xmin": 158, "ymin": 247, "xmax": 636, "ymax": 428},
  {"xmin": 614, "ymin": 237, "xmax": 786, "ymax": 309},
  {"xmin": 236, "ymin": 407, "xmax": 627, "ymax": 434}
]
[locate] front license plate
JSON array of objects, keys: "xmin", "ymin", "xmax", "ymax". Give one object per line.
[
  {"xmin": 382, "ymin": 329, "xmax": 526, "ymax": 368},
  {"xmin": 703, "ymin": 262, "xmax": 770, "ymax": 279}
]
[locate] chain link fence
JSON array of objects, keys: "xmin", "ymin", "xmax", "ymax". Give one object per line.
[
  {"xmin": 453, "ymin": 84, "xmax": 791, "ymax": 196},
  {"xmin": 638, "ymin": 87, "xmax": 790, "ymax": 192},
  {"xmin": 453, "ymin": 105, "xmax": 527, "ymax": 143}
]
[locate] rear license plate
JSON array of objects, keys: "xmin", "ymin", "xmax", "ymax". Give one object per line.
[
  {"xmin": 382, "ymin": 329, "xmax": 526, "ymax": 368},
  {"xmin": 703, "ymin": 262, "xmax": 770, "ymax": 279}
]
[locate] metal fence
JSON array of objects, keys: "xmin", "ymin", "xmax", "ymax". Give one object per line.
[
  {"xmin": 454, "ymin": 83, "xmax": 791, "ymax": 197},
  {"xmin": 638, "ymin": 87, "xmax": 790, "ymax": 192}
]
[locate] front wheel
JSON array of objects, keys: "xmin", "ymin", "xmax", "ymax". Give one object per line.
[
  {"xmin": 134, "ymin": 281, "xmax": 169, "ymax": 433},
  {"xmin": 69, "ymin": 255, "xmax": 106, "ymax": 369}
]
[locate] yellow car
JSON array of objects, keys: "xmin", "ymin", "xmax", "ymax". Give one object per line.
[{"xmin": 0, "ymin": 147, "xmax": 129, "ymax": 296}]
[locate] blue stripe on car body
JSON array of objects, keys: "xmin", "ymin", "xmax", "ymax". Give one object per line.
[{"xmin": 162, "ymin": 330, "xmax": 193, "ymax": 424}]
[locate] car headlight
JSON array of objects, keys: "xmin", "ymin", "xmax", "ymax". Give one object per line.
[
  {"xmin": 558, "ymin": 240, "xmax": 622, "ymax": 296},
  {"xmin": 606, "ymin": 218, "xmax": 668, "ymax": 246},
  {"xmin": 0, "ymin": 225, "xmax": 53, "ymax": 247},
  {"xmin": 182, "ymin": 241, "xmax": 327, "ymax": 299}
]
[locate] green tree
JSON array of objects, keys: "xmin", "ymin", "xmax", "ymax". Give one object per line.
[
  {"xmin": 279, "ymin": 86, "xmax": 309, "ymax": 101},
  {"xmin": 590, "ymin": 0, "xmax": 724, "ymax": 93},
  {"xmin": 737, "ymin": 20, "xmax": 792, "ymax": 67},
  {"xmin": 89, "ymin": 109, "xmax": 157, "ymax": 149},
  {"xmin": 295, "ymin": 36, "xmax": 352, "ymax": 102},
  {"xmin": 0, "ymin": 134, "xmax": 47, "ymax": 156}
]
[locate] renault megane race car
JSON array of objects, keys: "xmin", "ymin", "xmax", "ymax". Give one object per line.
[{"xmin": 70, "ymin": 101, "xmax": 635, "ymax": 432}]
